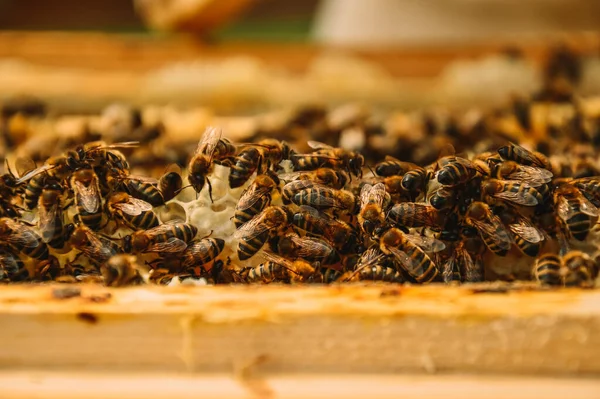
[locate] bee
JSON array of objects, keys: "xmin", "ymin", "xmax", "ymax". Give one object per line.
[
  {"xmin": 533, "ymin": 253, "xmax": 562, "ymax": 286},
  {"xmin": 245, "ymin": 260, "xmax": 288, "ymax": 283},
  {"xmin": 229, "ymin": 146, "xmax": 263, "ymax": 189},
  {"xmin": 21, "ymin": 155, "xmax": 71, "ymax": 210},
  {"xmin": 553, "ymin": 183, "xmax": 599, "ymax": 241},
  {"xmin": 321, "ymin": 267, "xmax": 344, "ymax": 284},
  {"xmin": 106, "ymin": 192, "xmax": 159, "ymax": 231},
  {"xmin": 292, "ymin": 206, "xmax": 359, "ymax": 254},
  {"xmin": 0, "ymin": 248, "xmax": 25, "ymax": 281},
  {"xmin": 158, "ymin": 164, "xmax": 183, "ymax": 202},
  {"xmin": 234, "ymin": 206, "xmax": 290, "ymax": 260},
  {"xmin": 464, "ymin": 202, "xmax": 511, "ymax": 256},
  {"xmin": 274, "ymin": 233, "xmax": 338, "ymax": 265},
  {"xmin": 181, "ymin": 237, "xmax": 225, "ymax": 276},
  {"xmin": 573, "ymin": 177, "xmax": 600, "ymax": 206},
  {"xmin": 260, "ymin": 251, "xmax": 321, "ymax": 283},
  {"xmin": 437, "ymin": 157, "xmax": 489, "ymax": 186},
  {"xmin": 123, "ymin": 222, "xmax": 198, "ymax": 254},
  {"xmin": 494, "ymin": 161, "xmax": 553, "ymax": 187},
  {"xmin": 68, "ymin": 225, "xmax": 119, "ymax": 265},
  {"xmin": 561, "ymin": 251, "xmax": 597, "ymax": 288},
  {"xmin": 379, "ymin": 228, "xmax": 444, "ymax": 283},
  {"xmin": 78, "ymin": 140, "xmax": 138, "ymax": 170},
  {"xmin": 291, "ymin": 141, "xmax": 364, "ymax": 177},
  {"xmin": 0, "ymin": 218, "xmax": 48, "ymax": 260},
  {"xmin": 495, "ymin": 204, "xmax": 545, "ymax": 257},
  {"xmin": 105, "ymin": 167, "xmax": 164, "ymax": 207},
  {"xmin": 358, "ymin": 183, "xmax": 390, "ymax": 235},
  {"xmin": 233, "ymin": 172, "xmax": 280, "ymax": 228},
  {"xmin": 427, "ymin": 185, "xmax": 456, "ymax": 210},
  {"xmin": 37, "ymin": 180, "xmax": 69, "ymax": 249},
  {"xmin": 498, "ymin": 142, "xmax": 551, "ymax": 170},
  {"xmin": 482, "ymin": 179, "xmax": 544, "ymax": 207},
  {"xmin": 102, "ymin": 255, "xmax": 147, "ymax": 287},
  {"xmin": 279, "ymin": 167, "xmax": 348, "ymax": 190},
  {"xmin": 344, "ymin": 246, "xmax": 404, "ymax": 283},
  {"xmin": 187, "ymin": 126, "xmax": 236, "ymax": 201},
  {"xmin": 443, "ymin": 238, "xmax": 486, "ymax": 283},
  {"xmin": 291, "ymin": 184, "xmax": 358, "ymax": 213},
  {"xmin": 254, "ymin": 138, "xmax": 292, "ymax": 169},
  {"xmin": 401, "ymin": 166, "xmax": 431, "ymax": 196},
  {"xmin": 70, "ymin": 168, "xmax": 103, "ymax": 230},
  {"xmin": 387, "ymin": 202, "xmax": 443, "ymax": 230},
  {"xmin": 374, "ymin": 156, "xmax": 421, "ymax": 177}
]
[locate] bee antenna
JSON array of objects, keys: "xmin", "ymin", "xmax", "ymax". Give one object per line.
[
  {"xmin": 366, "ymin": 164, "xmax": 376, "ymax": 177},
  {"xmin": 174, "ymin": 184, "xmax": 192, "ymax": 196}
]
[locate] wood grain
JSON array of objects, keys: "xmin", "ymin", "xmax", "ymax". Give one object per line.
[{"xmin": 0, "ymin": 284, "xmax": 598, "ymax": 376}]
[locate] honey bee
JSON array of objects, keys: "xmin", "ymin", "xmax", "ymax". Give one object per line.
[
  {"xmin": 573, "ymin": 177, "xmax": 600, "ymax": 206},
  {"xmin": 436, "ymin": 157, "xmax": 489, "ymax": 186},
  {"xmin": 274, "ymin": 232, "xmax": 338, "ymax": 265},
  {"xmin": 292, "ymin": 206, "xmax": 359, "ymax": 254},
  {"xmin": 106, "ymin": 167, "xmax": 164, "ymax": 207},
  {"xmin": 561, "ymin": 251, "xmax": 597, "ymax": 288},
  {"xmin": 260, "ymin": 251, "xmax": 320, "ymax": 283},
  {"xmin": 401, "ymin": 166, "xmax": 431, "ymax": 197},
  {"xmin": 495, "ymin": 204, "xmax": 545, "ymax": 257},
  {"xmin": 344, "ymin": 246, "xmax": 404, "ymax": 283},
  {"xmin": 123, "ymin": 222, "xmax": 198, "ymax": 254},
  {"xmin": 181, "ymin": 237, "xmax": 225, "ymax": 276},
  {"xmin": 494, "ymin": 161, "xmax": 553, "ymax": 187},
  {"xmin": 291, "ymin": 184, "xmax": 358, "ymax": 213},
  {"xmin": 291, "ymin": 141, "xmax": 364, "ymax": 177},
  {"xmin": 254, "ymin": 138, "xmax": 292, "ymax": 169},
  {"xmin": 387, "ymin": 202, "xmax": 443, "ymax": 230},
  {"xmin": 106, "ymin": 192, "xmax": 158, "ymax": 230},
  {"xmin": 482, "ymin": 178, "xmax": 544, "ymax": 207},
  {"xmin": 245, "ymin": 259, "xmax": 288, "ymax": 283},
  {"xmin": 102, "ymin": 255, "xmax": 147, "ymax": 287},
  {"xmin": 234, "ymin": 206, "xmax": 290, "ymax": 260},
  {"xmin": 442, "ymin": 238, "xmax": 485, "ymax": 283},
  {"xmin": 379, "ymin": 227, "xmax": 444, "ymax": 283},
  {"xmin": 158, "ymin": 164, "xmax": 183, "ymax": 202},
  {"xmin": 498, "ymin": 142, "xmax": 551, "ymax": 170},
  {"xmin": 464, "ymin": 202, "xmax": 511, "ymax": 256},
  {"xmin": 70, "ymin": 168, "xmax": 103, "ymax": 230},
  {"xmin": 358, "ymin": 183, "xmax": 390, "ymax": 235},
  {"xmin": 533, "ymin": 253, "xmax": 562, "ymax": 286},
  {"xmin": 0, "ymin": 217, "xmax": 48, "ymax": 260},
  {"xmin": 69, "ymin": 225, "xmax": 120, "ymax": 265},
  {"xmin": 279, "ymin": 167, "xmax": 348, "ymax": 190},
  {"xmin": 187, "ymin": 126, "xmax": 236, "ymax": 201},
  {"xmin": 233, "ymin": 172, "xmax": 280, "ymax": 228},
  {"xmin": 0, "ymin": 248, "xmax": 25, "ymax": 281},
  {"xmin": 553, "ymin": 183, "xmax": 599, "ymax": 241},
  {"xmin": 228, "ymin": 146, "xmax": 263, "ymax": 189},
  {"xmin": 38, "ymin": 180, "xmax": 69, "ymax": 249},
  {"xmin": 21, "ymin": 155, "xmax": 71, "ymax": 210},
  {"xmin": 374, "ymin": 156, "xmax": 421, "ymax": 177}
]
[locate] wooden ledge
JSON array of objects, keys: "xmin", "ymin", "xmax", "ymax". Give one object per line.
[{"xmin": 0, "ymin": 284, "xmax": 599, "ymax": 376}]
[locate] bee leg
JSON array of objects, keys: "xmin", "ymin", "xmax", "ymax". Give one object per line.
[{"xmin": 207, "ymin": 179, "xmax": 214, "ymax": 203}]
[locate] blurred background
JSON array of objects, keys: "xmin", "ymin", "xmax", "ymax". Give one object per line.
[{"xmin": 0, "ymin": 0, "xmax": 599, "ymax": 113}]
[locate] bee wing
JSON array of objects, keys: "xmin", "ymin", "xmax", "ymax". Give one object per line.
[
  {"xmin": 403, "ymin": 234, "xmax": 446, "ymax": 252},
  {"xmin": 234, "ymin": 214, "xmax": 273, "ymax": 240},
  {"xmin": 579, "ymin": 193, "xmax": 600, "ymax": 217},
  {"xmin": 14, "ymin": 157, "xmax": 36, "ymax": 178},
  {"xmin": 145, "ymin": 237, "xmax": 188, "ymax": 253},
  {"xmin": 361, "ymin": 182, "xmax": 386, "ymax": 207},
  {"xmin": 492, "ymin": 183, "xmax": 539, "ymax": 206},
  {"xmin": 38, "ymin": 202, "xmax": 60, "ymax": 243},
  {"xmin": 292, "ymin": 236, "xmax": 333, "ymax": 258},
  {"xmin": 5, "ymin": 220, "xmax": 41, "ymax": 248},
  {"xmin": 357, "ymin": 247, "xmax": 385, "ymax": 268},
  {"xmin": 385, "ymin": 245, "xmax": 417, "ymax": 270},
  {"xmin": 507, "ymin": 165, "xmax": 553, "ymax": 187},
  {"xmin": 260, "ymin": 251, "xmax": 297, "ymax": 274},
  {"xmin": 441, "ymin": 252, "xmax": 458, "ymax": 283},
  {"xmin": 237, "ymin": 183, "xmax": 272, "ymax": 211},
  {"xmin": 307, "ymin": 141, "xmax": 333, "ymax": 150},
  {"xmin": 278, "ymin": 171, "xmax": 304, "ymax": 182},
  {"xmin": 196, "ymin": 126, "xmax": 222, "ymax": 158},
  {"xmin": 15, "ymin": 164, "xmax": 54, "ymax": 184},
  {"xmin": 113, "ymin": 198, "xmax": 153, "ymax": 216},
  {"xmin": 74, "ymin": 180, "xmax": 100, "ymax": 213},
  {"xmin": 509, "ymin": 221, "xmax": 545, "ymax": 243},
  {"xmin": 469, "ymin": 216, "xmax": 512, "ymax": 250},
  {"xmin": 126, "ymin": 174, "xmax": 159, "ymax": 185},
  {"xmin": 454, "ymin": 157, "xmax": 487, "ymax": 174},
  {"xmin": 103, "ymin": 141, "xmax": 140, "ymax": 149}
]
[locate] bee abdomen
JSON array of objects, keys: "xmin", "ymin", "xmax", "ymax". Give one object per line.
[{"xmin": 534, "ymin": 254, "xmax": 562, "ymax": 286}]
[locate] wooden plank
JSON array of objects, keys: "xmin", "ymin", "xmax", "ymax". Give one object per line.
[
  {"xmin": 0, "ymin": 284, "xmax": 598, "ymax": 376},
  {"xmin": 2, "ymin": 371, "xmax": 600, "ymax": 399}
]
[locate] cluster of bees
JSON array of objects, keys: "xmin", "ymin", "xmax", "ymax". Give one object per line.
[{"xmin": 0, "ymin": 115, "xmax": 598, "ymax": 288}]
